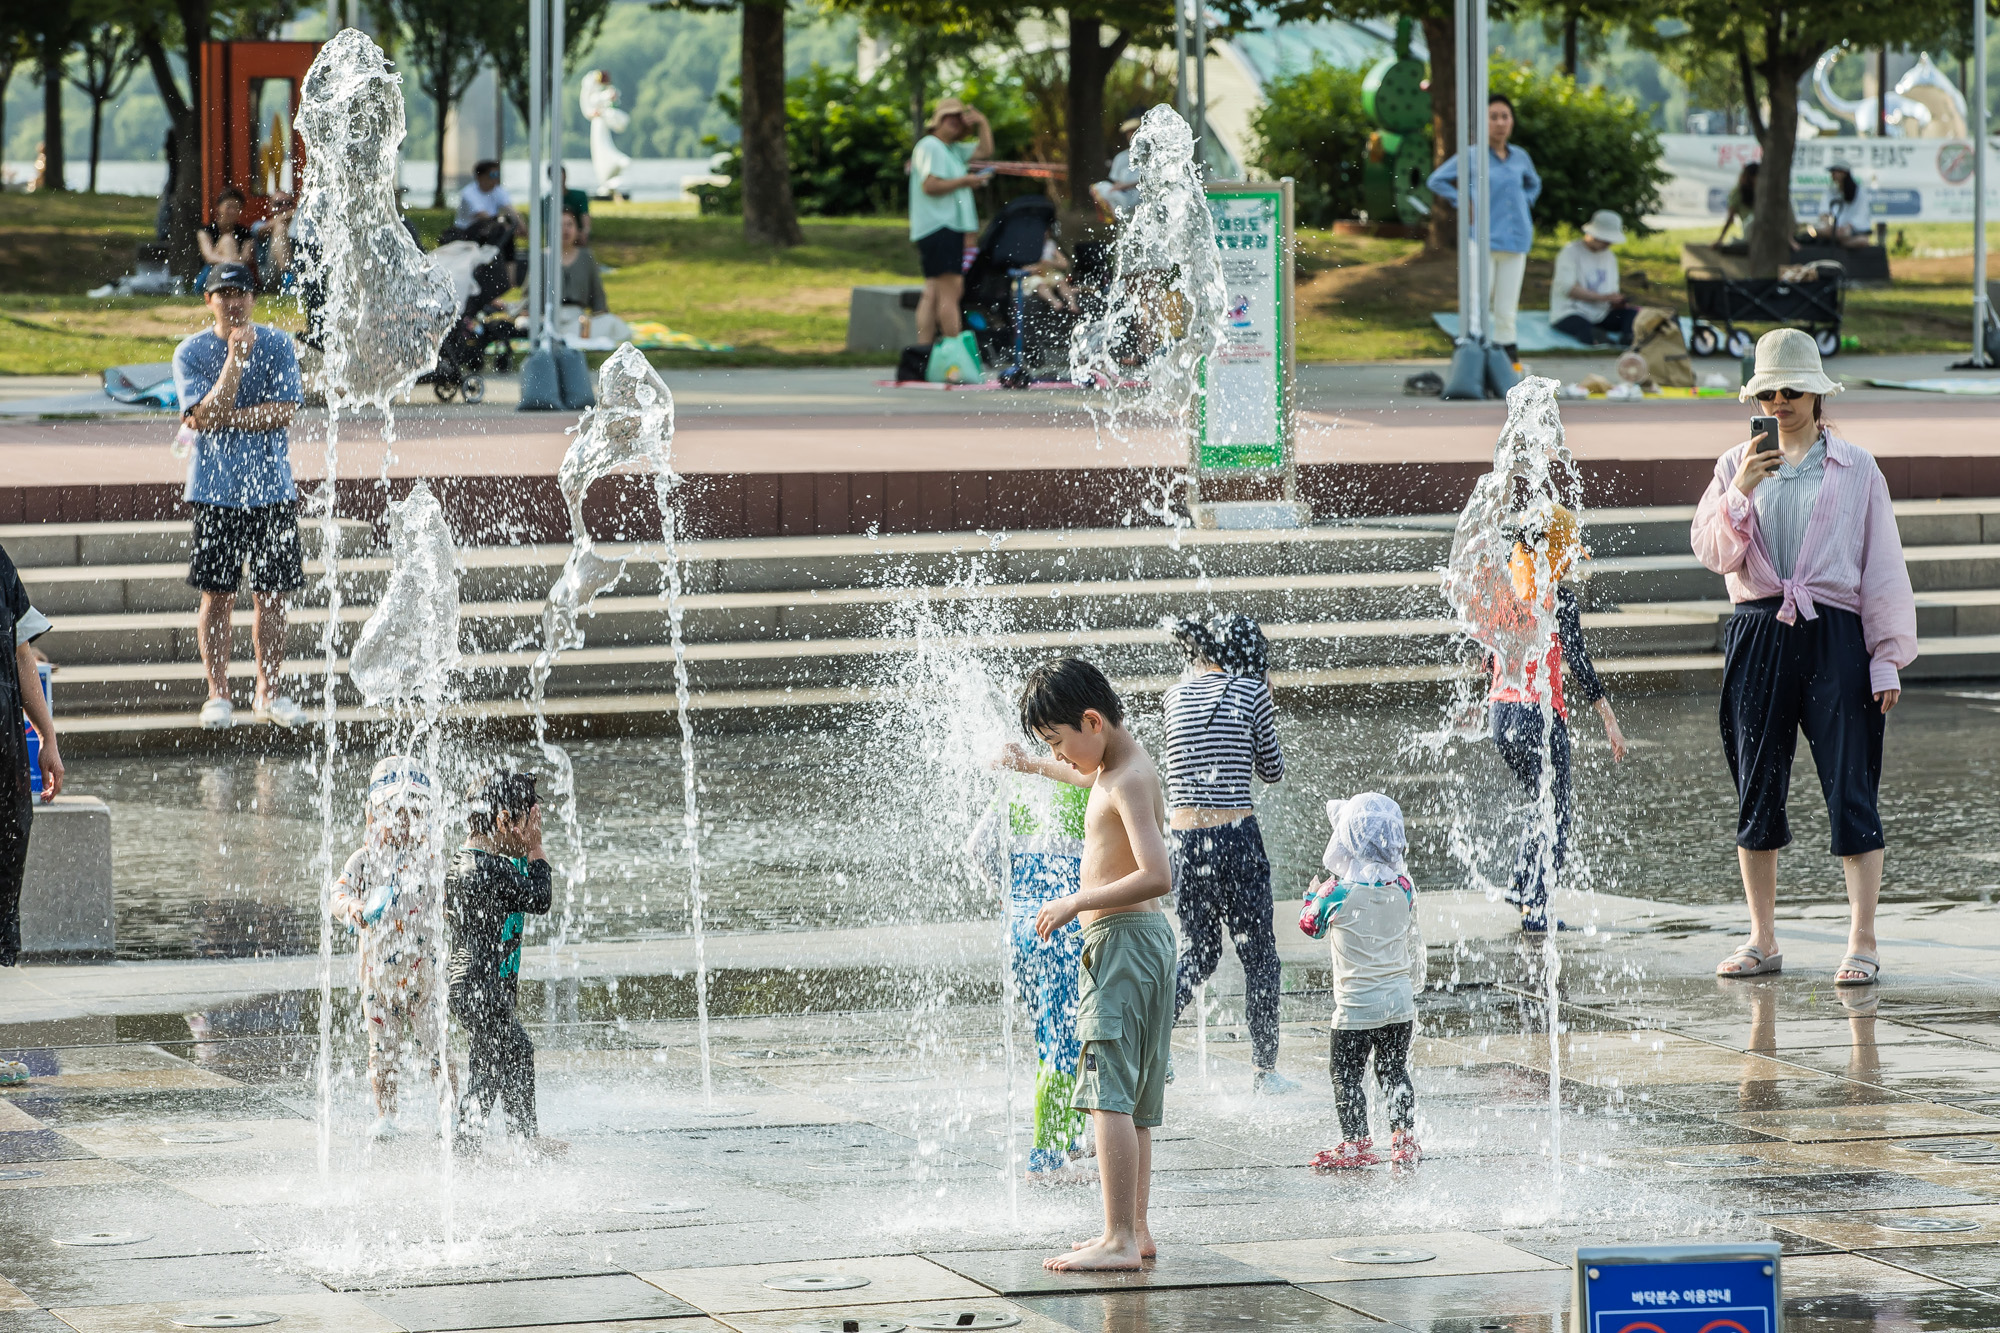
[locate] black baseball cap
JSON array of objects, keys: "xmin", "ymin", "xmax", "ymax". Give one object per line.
[{"xmin": 204, "ymin": 262, "xmax": 255, "ymax": 294}]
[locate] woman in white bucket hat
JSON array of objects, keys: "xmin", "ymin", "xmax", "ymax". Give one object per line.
[
  {"xmin": 1549, "ymin": 209, "xmax": 1635, "ymax": 347},
  {"xmin": 1691, "ymin": 328, "xmax": 1916, "ymax": 988}
]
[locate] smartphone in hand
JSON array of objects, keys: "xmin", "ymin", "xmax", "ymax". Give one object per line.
[{"xmin": 1751, "ymin": 416, "xmax": 1780, "ymax": 452}]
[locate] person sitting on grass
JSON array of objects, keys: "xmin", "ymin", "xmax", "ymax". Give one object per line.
[{"xmin": 1549, "ymin": 210, "xmax": 1637, "ymax": 348}]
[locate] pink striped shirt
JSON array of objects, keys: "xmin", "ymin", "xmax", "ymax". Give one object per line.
[{"xmin": 1690, "ymin": 431, "xmax": 1917, "ymax": 694}]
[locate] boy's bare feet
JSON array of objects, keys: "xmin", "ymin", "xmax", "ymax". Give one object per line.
[
  {"xmin": 1046, "ymin": 1234, "xmax": 1147, "ymax": 1271},
  {"xmin": 1071, "ymin": 1225, "xmax": 1154, "ymax": 1258}
]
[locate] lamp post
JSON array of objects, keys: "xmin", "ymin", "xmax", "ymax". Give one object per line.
[
  {"xmin": 1442, "ymin": 0, "xmax": 1512, "ymax": 398},
  {"xmin": 519, "ymin": 0, "xmax": 591, "ymax": 409},
  {"xmin": 1972, "ymin": 0, "xmax": 1992, "ymax": 368}
]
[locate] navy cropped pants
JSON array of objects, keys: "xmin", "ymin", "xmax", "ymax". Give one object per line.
[
  {"xmin": 1720, "ymin": 598, "xmax": 1885, "ymax": 857},
  {"xmin": 1170, "ymin": 818, "xmax": 1282, "ymax": 1070}
]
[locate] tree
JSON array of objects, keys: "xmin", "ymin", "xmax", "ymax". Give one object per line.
[
  {"xmin": 67, "ymin": 0, "xmax": 144, "ymax": 193},
  {"xmin": 31, "ymin": 0, "xmax": 82, "ymax": 192},
  {"xmin": 1645, "ymin": 0, "xmax": 1963, "ymax": 275},
  {"xmin": 130, "ymin": 0, "xmax": 303, "ymax": 272},
  {"xmin": 649, "ymin": 0, "xmax": 800, "ymax": 246},
  {"xmin": 821, "ymin": 0, "xmax": 999, "ymax": 143},
  {"xmin": 378, "ymin": 0, "xmax": 495, "ymax": 207},
  {"xmin": 0, "ymin": 17, "xmax": 32, "ymax": 182},
  {"xmin": 486, "ymin": 0, "xmax": 610, "ymax": 204}
]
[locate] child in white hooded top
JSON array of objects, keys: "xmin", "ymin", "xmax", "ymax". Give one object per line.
[{"xmin": 1298, "ymin": 792, "xmax": 1425, "ymax": 1169}]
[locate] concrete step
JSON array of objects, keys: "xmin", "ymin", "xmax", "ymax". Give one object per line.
[
  {"xmin": 52, "ymin": 650, "xmax": 1742, "ymax": 743},
  {"xmin": 38, "ymin": 607, "xmax": 1732, "ymax": 713},
  {"xmin": 0, "ymin": 518, "xmax": 372, "ymax": 569},
  {"xmin": 1379, "ymin": 498, "xmax": 2000, "ymax": 557}
]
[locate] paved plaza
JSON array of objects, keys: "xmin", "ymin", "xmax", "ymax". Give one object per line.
[{"xmin": 7, "ymin": 891, "xmax": 2000, "ymax": 1333}]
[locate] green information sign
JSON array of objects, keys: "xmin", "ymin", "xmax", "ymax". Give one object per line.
[{"xmin": 1196, "ymin": 181, "xmax": 1295, "ymax": 475}]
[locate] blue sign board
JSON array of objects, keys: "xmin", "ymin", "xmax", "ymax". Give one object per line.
[{"xmin": 1577, "ymin": 1244, "xmax": 1781, "ymax": 1333}]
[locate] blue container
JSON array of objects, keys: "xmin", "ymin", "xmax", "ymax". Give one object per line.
[{"xmin": 24, "ymin": 660, "xmax": 50, "ymax": 795}]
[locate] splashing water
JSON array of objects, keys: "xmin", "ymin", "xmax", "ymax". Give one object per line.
[
  {"xmin": 295, "ymin": 28, "xmax": 456, "ymax": 1189},
  {"xmin": 1438, "ymin": 376, "xmax": 1582, "ymax": 1200},
  {"xmin": 349, "ymin": 484, "xmax": 462, "ymax": 709},
  {"xmin": 1068, "ymin": 104, "xmax": 1226, "ymax": 545},
  {"xmin": 530, "ymin": 344, "xmax": 713, "ymax": 1099}
]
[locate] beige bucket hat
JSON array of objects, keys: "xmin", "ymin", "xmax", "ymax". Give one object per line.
[
  {"xmin": 1738, "ymin": 327, "xmax": 1842, "ymax": 401},
  {"xmin": 928, "ymin": 98, "xmax": 972, "ymax": 131},
  {"xmin": 1581, "ymin": 209, "xmax": 1626, "ymax": 245}
]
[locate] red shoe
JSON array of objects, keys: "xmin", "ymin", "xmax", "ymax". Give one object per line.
[
  {"xmin": 1388, "ymin": 1131, "xmax": 1422, "ymax": 1166},
  {"xmin": 1310, "ymin": 1140, "xmax": 1379, "ymax": 1172}
]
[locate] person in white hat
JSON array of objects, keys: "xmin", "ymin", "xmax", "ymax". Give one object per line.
[
  {"xmin": 1691, "ymin": 328, "xmax": 1916, "ymax": 990},
  {"xmin": 909, "ymin": 96, "xmax": 995, "ymax": 344},
  {"xmin": 1548, "ymin": 209, "xmax": 1634, "ymax": 347},
  {"xmin": 330, "ymin": 754, "xmax": 453, "ymax": 1140}
]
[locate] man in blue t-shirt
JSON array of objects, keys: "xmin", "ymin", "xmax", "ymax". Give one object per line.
[{"xmin": 173, "ymin": 262, "xmax": 308, "ymax": 732}]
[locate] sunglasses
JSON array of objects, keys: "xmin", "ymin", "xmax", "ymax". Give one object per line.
[{"xmin": 1753, "ymin": 388, "xmax": 1809, "ymax": 402}]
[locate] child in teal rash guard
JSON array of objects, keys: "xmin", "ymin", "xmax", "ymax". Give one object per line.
[{"xmin": 970, "ymin": 744, "xmax": 1095, "ymax": 1179}]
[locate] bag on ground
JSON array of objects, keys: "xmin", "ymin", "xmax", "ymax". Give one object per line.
[
  {"xmin": 1632, "ymin": 306, "xmax": 1694, "ymax": 389},
  {"xmin": 926, "ymin": 332, "xmax": 984, "ymax": 384}
]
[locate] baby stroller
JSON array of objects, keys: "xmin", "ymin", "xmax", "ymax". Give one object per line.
[
  {"xmin": 418, "ymin": 240, "xmax": 516, "ymax": 403},
  {"xmin": 962, "ymin": 194, "xmax": 1073, "ymax": 387}
]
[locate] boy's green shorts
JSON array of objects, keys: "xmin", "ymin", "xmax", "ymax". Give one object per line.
[{"xmin": 1070, "ymin": 909, "xmax": 1177, "ymax": 1129}]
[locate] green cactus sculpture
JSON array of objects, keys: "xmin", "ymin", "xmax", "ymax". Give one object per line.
[{"xmin": 1360, "ymin": 17, "xmax": 1435, "ymax": 228}]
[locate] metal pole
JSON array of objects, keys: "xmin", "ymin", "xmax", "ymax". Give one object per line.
[
  {"xmin": 527, "ymin": 0, "xmax": 543, "ymax": 347},
  {"xmin": 1455, "ymin": 0, "xmax": 1473, "ymax": 341},
  {"xmin": 1193, "ymin": 0, "xmax": 1208, "ymax": 170},
  {"xmin": 546, "ymin": 0, "xmax": 565, "ymax": 342},
  {"xmin": 1471, "ymin": 0, "xmax": 1490, "ymax": 346},
  {"xmin": 1175, "ymin": 0, "xmax": 1189, "ymax": 124},
  {"xmin": 327, "ymin": 0, "xmax": 339, "ymax": 34},
  {"xmin": 345, "ymin": 0, "xmax": 358, "ymax": 32},
  {"xmin": 1974, "ymin": 0, "xmax": 1992, "ymax": 367}
]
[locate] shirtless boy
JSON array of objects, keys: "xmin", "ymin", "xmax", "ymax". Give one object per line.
[{"xmin": 1020, "ymin": 657, "xmax": 1175, "ymax": 1271}]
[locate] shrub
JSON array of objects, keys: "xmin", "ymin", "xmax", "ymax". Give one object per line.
[
  {"xmin": 1249, "ymin": 59, "xmax": 1667, "ymax": 235},
  {"xmin": 1490, "ymin": 62, "xmax": 1667, "ymax": 235},
  {"xmin": 1250, "ymin": 62, "xmax": 1371, "ymax": 229},
  {"xmin": 698, "ymin": 67, "xmax": 1042, "ymax": 219}
]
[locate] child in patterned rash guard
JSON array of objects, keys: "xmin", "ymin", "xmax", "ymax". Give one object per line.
[
  {"xmin": 972, "ymin": 745, "xmax": 1094, "ymax": 1179},
  {"xmin": 330, "ymin": 756, "xmax": 452, "ymax": 1141}
]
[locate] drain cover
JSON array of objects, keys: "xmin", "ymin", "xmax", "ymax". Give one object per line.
[
  {"xmin": 766, "ymin": 1274, "xmax": 872, "ymax": 1293},
  {"xmin": 1898, "ymin": 1138, "xmax": 1990, "ymax": 1154},
  {"xmin": 0, "ymin": 1170, "xmax": 44, "ymax": 1181},
  {"xmin": 158, "ymin": 1130, "xmax": 251, "ymax": 1144},
  {"xmin": 1665, "ymin": 1153, "xmax": 1765, "ymax": 1168},
  {"xmin": 610, "ymin": 1201, "xmax": 706, "ymax": 1215},
  {"xmin": 170, "ymin": 1313, "xmax": 282, "ymax": 1328},
  {"xmin": 906, "ymin": 1314, "xmax": 1021, "ymax": 1329},
  {"xmin": 1874, "ymin": 1216, "xmax": 1981, "ymax": 1233},
  {"xmin": 1937, "ymin": 1149, "xmax": 2000, "ymax": 1164},
  {"xmin": 55, "ymin": 1231, "xmax": 152, "ymax": 1247},
  {"xmin": 787, "ymin": 1321, "xmax": 904, "ymax": 1333},
  {"xmin": 1331, "ymin": 1246, "xmax": 1436, "ymax": 1265}
]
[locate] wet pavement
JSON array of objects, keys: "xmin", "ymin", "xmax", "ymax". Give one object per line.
[{"xmin": 6, "ymin": 942, "xmax": 2000, "ymax": 1332}]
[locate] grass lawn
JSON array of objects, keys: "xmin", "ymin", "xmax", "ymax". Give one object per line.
[
  {"xmin": 1, "ymin": 192, "xmax": 1990, "ymax": 375},
  {"xmin": 1293, "ymin": 220, "xmax": 1997, "ymax": 362}
]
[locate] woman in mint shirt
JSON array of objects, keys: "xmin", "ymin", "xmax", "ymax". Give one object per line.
[
  {"xmin": 1427, "ymin": 93, "xmax": 1541, "ymax": 366},
  {"xmin": 910, "ymin": 97, "xmax": 994, "ymax": 343}
]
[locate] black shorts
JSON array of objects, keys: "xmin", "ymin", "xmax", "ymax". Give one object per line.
[
  {"xmin": 187, "ymin": 502, "xmax": 305, "ymax": 595},
  {"xmin": 916, "ymin": 227, "xmax": 966, "ymax": 279}
]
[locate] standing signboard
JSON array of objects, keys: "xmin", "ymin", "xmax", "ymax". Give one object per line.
[
  {"xmin": 1194, "ymin": 179, "xmax": 1301, "ymax": 527},
  {"xmin": 1574, "ymin": 1243, "xmax": 1782, "ymax": 1333}
]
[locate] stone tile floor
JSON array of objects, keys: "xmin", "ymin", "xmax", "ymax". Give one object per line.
[{"xmin": 5, "ymin": 964, "xmax": 2000, "ymax": 1331}]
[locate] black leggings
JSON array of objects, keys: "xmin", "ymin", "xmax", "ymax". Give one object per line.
[
  {"xmin": 0, "ymin": 808, "xmax": 28, "ymax": 964},
  {"xmin": 1331, "ymin": 1021, "xmax": 1415, "ymax": 1142},
  {"xmin": 453, "ymin": 994, "xmax": 538, "ymax": 1138},
  {"xmin": 1170, "ymin": 819, "xmax": 1282, "ymax": 1070}
]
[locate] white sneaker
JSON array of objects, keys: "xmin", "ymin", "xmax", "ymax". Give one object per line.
[
  {"xmin": 1254, "ymin": 1069, "xmax": 1301, "ymax": 1096},
  {"xmin": 366, "ymin": 1115, "xmax": 398, "ymax": 1142},
  {"xmin": 260, "ymin": 696, "xmax": 308, "ymax": 729},
  {"xmin": 199, "ymin": 698, "xmax": 234, "ymax": 730}
]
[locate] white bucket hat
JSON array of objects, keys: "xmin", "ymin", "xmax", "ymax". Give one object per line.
[
  {"xmin": 1737, "ymin": 327, "xmax": 1842, "ymax": 401},
  {"xmin": 366, "ymin": 755, "xmax": 436, "ymax": 812},
  {"xmin": 1581, "ymin": 209, "xmax": 1625, "ymax": 245}
]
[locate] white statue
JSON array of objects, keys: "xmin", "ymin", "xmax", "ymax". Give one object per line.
[{"xmin": 579, "ymin": 70, "xmax": 631, "ymax": 197}]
